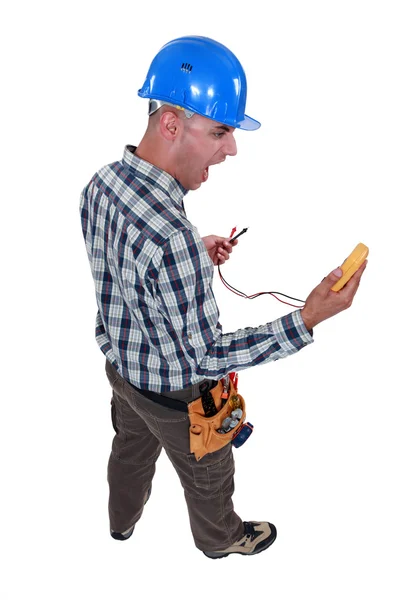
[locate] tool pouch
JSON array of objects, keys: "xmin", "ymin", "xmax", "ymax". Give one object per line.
[{"xmin": 188, "ymin": 379, "xmax": 246, "ymax": 461}]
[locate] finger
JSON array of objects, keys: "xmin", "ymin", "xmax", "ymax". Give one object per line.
[
  {"xmin": 222, "ymin": 241, "xmax": 233, "ymax": 253},
  {"xmin": 218, "ymin": 249, "xmax": 229, "ymax": 261},
  {"xmin": 322, "ymin": 267, "xmax": 343, "ymax": 289},
  {"xmin": 341, "ymin": 260, "xmax": 368, "ymax": 295},
  {"xmin": 352, "ymin": 259, "xmax": 368, "ymax": 281}
]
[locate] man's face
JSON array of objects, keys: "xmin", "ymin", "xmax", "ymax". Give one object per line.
[{"xmin": 173, "ymin": 113, "xmax": 237, "ymax": 191}]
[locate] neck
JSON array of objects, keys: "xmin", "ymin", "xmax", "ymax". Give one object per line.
[{"xmin": 135, "ymin": 135, "xmax": 175, "ymax": 178}]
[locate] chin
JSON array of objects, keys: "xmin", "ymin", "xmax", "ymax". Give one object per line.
[{"xmin": 187, "ymin": 181, "xmax": 202, "ymax": 191}]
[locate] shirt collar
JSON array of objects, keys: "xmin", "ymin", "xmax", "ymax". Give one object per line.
[{"xmin": 122, "ymin": 145, "xmax": 188, "ymax": 210}]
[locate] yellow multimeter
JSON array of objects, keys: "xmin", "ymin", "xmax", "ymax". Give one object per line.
[{"xmin": 331, "ymin": 243, "xmax": 369, "ymax": 292}]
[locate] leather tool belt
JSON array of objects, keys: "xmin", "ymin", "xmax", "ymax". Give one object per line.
[
  {"xmin": 129, "ymin": 375, "xmax": 246, "ymax": 462},
  {"xmin": 188, "ymin": 378, "xmax": 246, "ymax": 462}
]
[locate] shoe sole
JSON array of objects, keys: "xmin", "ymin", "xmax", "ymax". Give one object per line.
[{"xmin": 203, "ymin": 523, "xmax": 277, "ymax": 559}]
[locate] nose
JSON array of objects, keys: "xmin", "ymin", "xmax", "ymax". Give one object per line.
[{"xmin": 224, "ymin": 132, "xmax": 237, "ymax": 157}]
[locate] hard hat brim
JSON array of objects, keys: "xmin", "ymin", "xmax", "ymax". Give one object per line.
[
  {"xmin": 236, "ymin": 114, "xmax": 261, "ymax": 131},
  {"xmin": 140, "ymin": 88, "xmax": 261, "ymax": 131}
]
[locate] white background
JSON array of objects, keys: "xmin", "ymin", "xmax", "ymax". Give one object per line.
[{"xmin": 2, "ymin": 1, "xmax": 399, "ymax": 598}]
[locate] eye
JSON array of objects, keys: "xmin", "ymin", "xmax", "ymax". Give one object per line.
[{"xmin": 213, "ymin": 132, "xmax": 225, "ymax": 139}]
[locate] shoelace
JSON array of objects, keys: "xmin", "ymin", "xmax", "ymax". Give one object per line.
[{"xmin": 243, "ymin": 521, "xmax": 257, "ymax": 541}]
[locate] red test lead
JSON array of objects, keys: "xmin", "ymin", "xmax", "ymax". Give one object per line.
[
  {"xmin": 218, "ymin": 227, "xmax": 306, "ymax": 308},
  {"xmin": 230, "ymin": 228, "xmax": 248, "ymax": 243}
]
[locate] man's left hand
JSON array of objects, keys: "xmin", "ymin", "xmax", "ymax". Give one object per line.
[{"xmin": 202, "ymin": 235, "xmax": 238, "ymax": 266}]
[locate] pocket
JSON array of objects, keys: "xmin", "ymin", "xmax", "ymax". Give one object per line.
[
  {"xmin": 188, "ymin": 383, "xmax": 246, "ymax": 461},
  {"xmin": 111, "ymin": 398, "xmax": 119, "ymax": 434},
  {"xmin": 204, "ymin": 393, "xmax": 246, "ymax": 451},
  {"xmin": 187, "ymin": 444, "xmax": 233, "ymax": 490}
]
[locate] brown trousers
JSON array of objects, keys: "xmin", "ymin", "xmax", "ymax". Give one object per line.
[{"xmin": 105, "ymin": 360, "xmax": 244, "ymax": 551}]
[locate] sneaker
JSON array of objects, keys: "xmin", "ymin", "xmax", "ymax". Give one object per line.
[
  {"xmin": 110, "ymin": 523, "xmax": 135, "ymax": 541},
  {"xmin": 110, "ymin": 486, "xmax": 152, "ymax": 541},
  {"xmin": 203, "ymin": 521, "xmax": 277, "ymax": 559}
]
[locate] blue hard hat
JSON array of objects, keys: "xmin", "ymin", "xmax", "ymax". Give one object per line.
[{"xmin": 138, "ymin": 36, "xmax": 260, "ymax": 131}]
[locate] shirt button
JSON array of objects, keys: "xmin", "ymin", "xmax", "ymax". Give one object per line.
[{"xmin": 188, "ymin": 332, "xmax": 193, "ymax": 339}]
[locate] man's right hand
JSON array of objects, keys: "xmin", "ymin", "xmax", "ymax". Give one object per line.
[{"xmin": 301, "ymin": 261, "xmax": 368, "ymax": 331}]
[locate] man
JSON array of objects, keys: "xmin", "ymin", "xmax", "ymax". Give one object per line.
[{"xmin": 79, "ymin": 36, "xmax": 366, "ymax": 559}]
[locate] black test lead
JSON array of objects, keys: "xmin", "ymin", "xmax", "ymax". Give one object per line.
[{"xmin": 219, "ymin": 227, "xmax": 306, "ymax": 308}]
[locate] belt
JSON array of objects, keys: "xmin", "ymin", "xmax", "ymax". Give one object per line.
[{"xmin": 128, "ymin": 379, "xmax": 218, "ymax": 413}]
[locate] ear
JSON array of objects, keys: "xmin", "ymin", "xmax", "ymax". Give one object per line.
[{"xmin": 159, "ymin": 110, "xmax": 181, "ymax": 142}]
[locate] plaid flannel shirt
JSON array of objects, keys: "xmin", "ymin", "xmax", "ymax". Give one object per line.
[{"xmin": 79, "ymin": 145, "xmax": 313, "ymax": 392}]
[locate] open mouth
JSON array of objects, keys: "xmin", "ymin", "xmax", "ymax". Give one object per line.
[{"xmin": 202, "ymin": 166, "xmax": 209, "ymax": 182}]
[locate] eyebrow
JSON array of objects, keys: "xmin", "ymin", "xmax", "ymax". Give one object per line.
[{"xmin": 212, "ymin": 125, "xmax": 231, "ymax": 133}]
